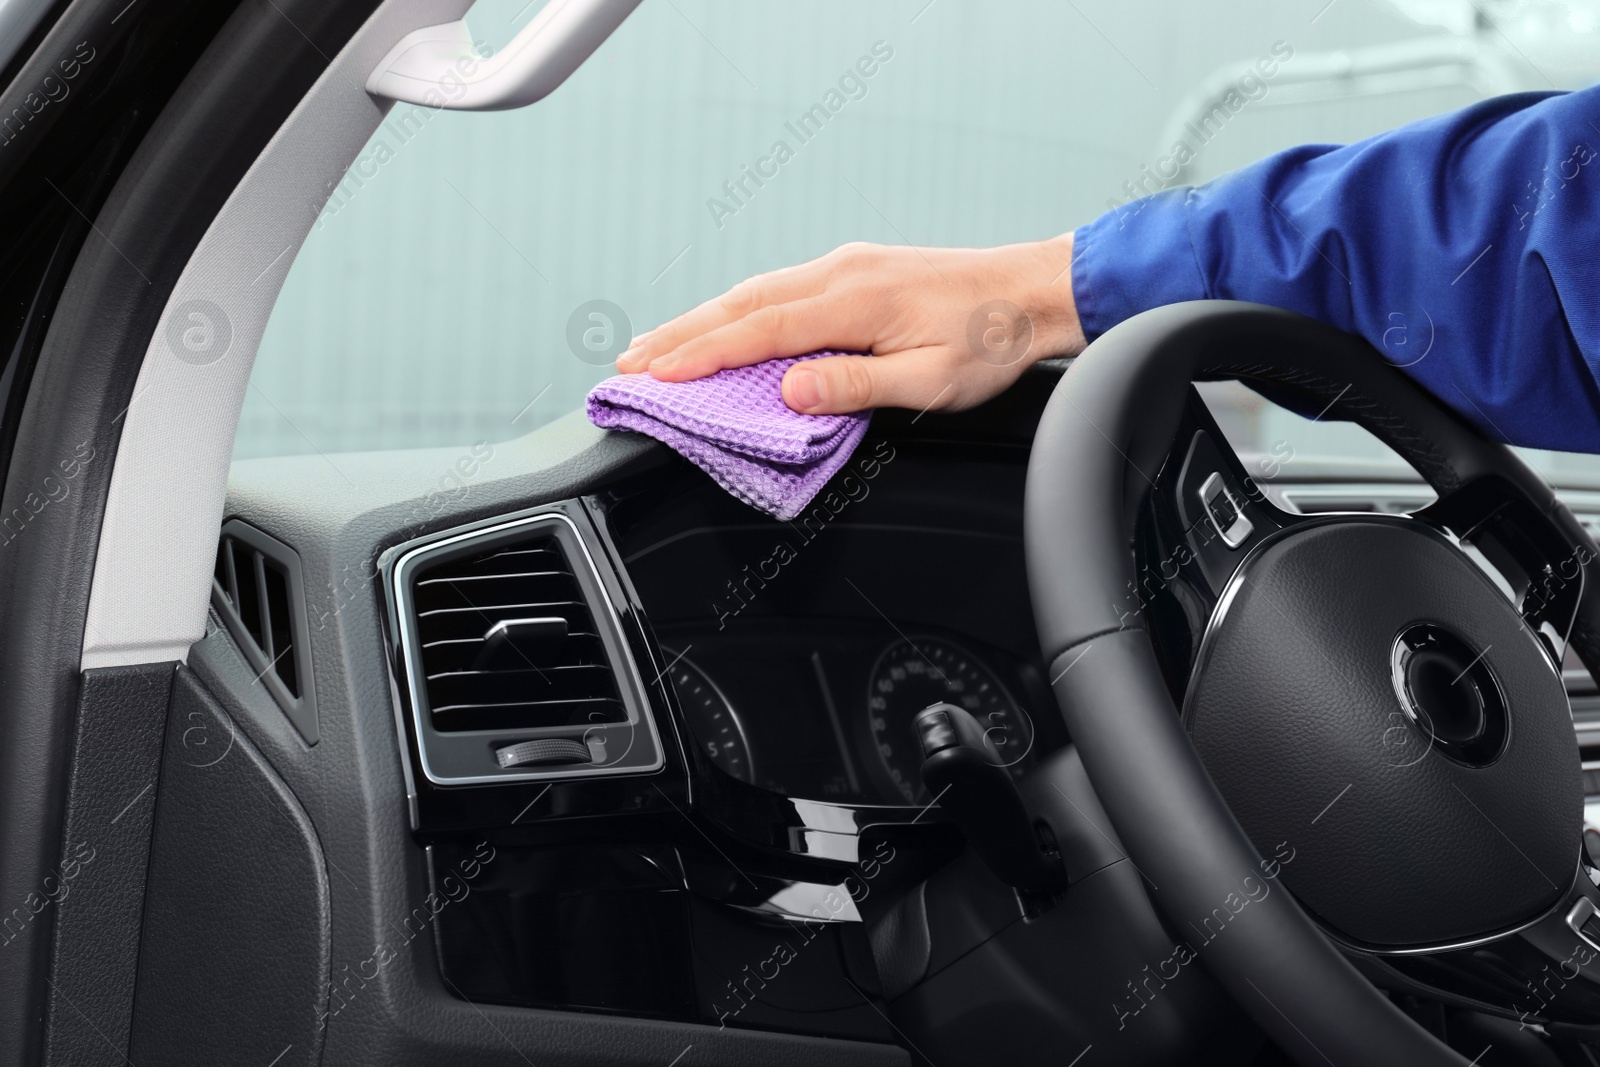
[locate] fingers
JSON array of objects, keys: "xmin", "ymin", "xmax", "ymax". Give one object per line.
[
  {"xmin": 782, "ymin": 349, "xmax": 966, "ymax": 415},
  {"xmin": 642, "ymin": 294, "xmax": 873, "ymax": 382},
  {"xmin": 617, "ymin": 261, "xmax": 832, "ymax": 373}
]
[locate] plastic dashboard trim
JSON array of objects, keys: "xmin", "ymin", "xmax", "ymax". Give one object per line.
[{"xmin": 384, "ymin": 503, "xmax": 667, "ymax": 789}]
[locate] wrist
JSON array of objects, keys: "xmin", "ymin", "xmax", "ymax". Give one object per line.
[{"xmin": 1018, "ymin": 231, "xmax": 1085, "ymax": 365}]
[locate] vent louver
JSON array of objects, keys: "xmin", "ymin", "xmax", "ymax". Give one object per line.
[
  {"xmin": 212, "ymin": 520, "xmax": 318, "ymax": 744},
  {"xmin": 390, "ymin": 510, "xmax": 664, "ymax": 785},
  {"xmin": 412, "ymin": 536, "xmax": 624, "ymax": 730}
]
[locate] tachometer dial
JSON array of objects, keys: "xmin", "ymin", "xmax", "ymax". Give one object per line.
[
  {"xmin": 667, "ymin": 651, "xmax": 754, "ymax": 784},
  {"xmin": 867, "ymin": 637, "xmax": 1033, "ymax": 804}
]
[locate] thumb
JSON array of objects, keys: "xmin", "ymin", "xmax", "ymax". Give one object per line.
[{"xmin": 781, "ymin": 350, "xmax": 959, "ymax": 415}]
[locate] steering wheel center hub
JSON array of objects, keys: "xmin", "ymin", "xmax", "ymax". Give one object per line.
[
  {"xmin": 1184, "ymin": 518, "xmax": 1579, "ymax": 950},
  {"xmin": 1390, "ymin": 623, "xmax": 1507, "ymax": 765}
]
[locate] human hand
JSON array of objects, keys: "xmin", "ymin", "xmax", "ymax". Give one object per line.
[{"xmin": 615, "ymin": 234, "xmax": 1084, "ymax": 415}]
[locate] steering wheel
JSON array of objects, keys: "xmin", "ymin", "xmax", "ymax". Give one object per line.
[{"xmin": 1025, "ymin": 301, "xmax": 1600, "ymax": 1065}]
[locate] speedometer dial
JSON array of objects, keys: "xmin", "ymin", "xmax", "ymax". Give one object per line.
[
  {"xmin": 666, "ymin": 651, "xmax": 754, "ymax": 784},
  {"xmin": 866, "ymin": 637, "xmax": 1034, "ymax": 804}
]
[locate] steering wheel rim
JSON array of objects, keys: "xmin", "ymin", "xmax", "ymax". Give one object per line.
[{"xmin": 1024, "ymin": 301, "xmax": 1600, "ymax": 1065}]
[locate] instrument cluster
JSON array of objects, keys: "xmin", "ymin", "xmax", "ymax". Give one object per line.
[{"xmin": 661, "ymin": 620, "xmax": 1049, "ymax": 807}]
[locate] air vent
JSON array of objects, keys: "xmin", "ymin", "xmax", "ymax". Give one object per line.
[
  {"xmin": 211, "ymin": 520, "xmax": 318, "ymax": 744},
  {"xmin": 389, "ymin": 510, "xmax": 664, "ymax": 786},
  {"xmin": 413, "ymin": 537, "xmax": 623, "ymax": 730}
]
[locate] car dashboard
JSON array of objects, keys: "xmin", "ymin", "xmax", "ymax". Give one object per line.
[{"xmin": 188, "ymin": 363, "xmax": 1600, "ymax": 1062}]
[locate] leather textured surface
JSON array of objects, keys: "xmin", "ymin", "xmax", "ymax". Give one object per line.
[
  {"xmin": 128, "ymin": 667, "xmax": 331, "ymax": 1067},
  {"xmin": 868, "ymin": 882, "xmax": 930, "ymax": 1002},
  {"xmin": 1050, "ymin": 631, "xmax": 1469, "ymax": 1066},
  {"xmin": 1026, "ymin": 303, "xmax": 1527, "ymax": 1066},
  {"xmin": 43, "ymin": 664, "xmax": 174, "ymax": 1067},
  {"xmin": 1187, "ymin": 520, "xmax": 1580, "ymax": 946}
]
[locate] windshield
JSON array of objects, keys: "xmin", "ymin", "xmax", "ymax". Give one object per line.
[{"xmin": 239, "ymin": 0, "xmax": 1600, "ymax": 483}]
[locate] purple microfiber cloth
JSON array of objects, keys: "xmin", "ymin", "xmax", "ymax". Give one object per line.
[{"xmin": 586, "ymin": 353, "xmax": 870, "ymax": 521}]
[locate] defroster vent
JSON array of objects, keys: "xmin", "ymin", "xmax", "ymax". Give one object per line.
[{"xmin": 389, "ymin": 510, "xmax": 663, "ymax": 786}]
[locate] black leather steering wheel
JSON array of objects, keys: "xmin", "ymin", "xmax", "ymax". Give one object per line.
[{"xmin": 1024, "ymin": 301, "xmax": 1600, "ymax": 1065}]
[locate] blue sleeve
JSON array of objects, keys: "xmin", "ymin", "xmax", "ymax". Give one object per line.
[{"xmin": 1071, "ymin": 87, "xmax": 1600, "ymax": 453}]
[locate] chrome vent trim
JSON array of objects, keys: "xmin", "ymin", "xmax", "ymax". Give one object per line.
[{"xmin": 389, "ymin": 510, "xmax": 664, "ymax": 786}]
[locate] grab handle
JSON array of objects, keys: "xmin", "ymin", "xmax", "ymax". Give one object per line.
[{"xmin": 366, "ymin": 0, "xmax": 642, "ymax": 112}]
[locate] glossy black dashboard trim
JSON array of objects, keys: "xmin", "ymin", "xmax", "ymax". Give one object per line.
[
  {"xmin": 584, "ymin": 488, "xmax": 966, "ymax": 875},
  {"xmin": 377, "ymin": 497, "xmax": 693, "ymax": 838},
  {"xmin": 376, "ymin": 488, "xmax": 963, "ymax": 897}
]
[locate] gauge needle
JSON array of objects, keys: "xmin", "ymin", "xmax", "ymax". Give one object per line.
[{"xmin": 811, "ymin": 651, "xmax": 861, "ymax": 795}]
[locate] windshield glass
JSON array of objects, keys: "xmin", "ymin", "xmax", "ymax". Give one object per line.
[{"xmin": 239, "ymin": 0, "xmax": 1600, "ymax": 483}]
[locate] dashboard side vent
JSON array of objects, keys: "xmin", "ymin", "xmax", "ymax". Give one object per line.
[
  {"xmin": 212, "ymin": 519, "xmax": 318, "ymax": 744},
  {"xmin": 390, "ymin": 511, "xmax": 663, "ymax": 785}
]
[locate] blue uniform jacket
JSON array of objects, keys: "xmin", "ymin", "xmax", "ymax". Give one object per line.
[{"xmin": 1072, "ymin": 86, "xmax": 1600, "ymax": 453}]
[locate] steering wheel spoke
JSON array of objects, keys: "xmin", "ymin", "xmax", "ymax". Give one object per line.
[
  {"xmin": 1418, "ymin": 475, "xmax": 1589, "ymax": 669},
  {"xmin": 1137, "ymin": 387, "xmax": 1309, "ymax": 694},
  {"xmin": 1350, "ymin": 870, "xmax": 1600, "ymax": 1030}
]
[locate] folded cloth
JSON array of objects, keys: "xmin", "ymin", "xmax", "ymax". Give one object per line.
[{"xmin": 586, "ymin": 353, "xmax": 870, "ymax": 521}]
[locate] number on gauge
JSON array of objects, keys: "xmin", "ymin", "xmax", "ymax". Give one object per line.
[
  {"xmin": 666, "ymin": 651, "xmax": 754, "ymax": 784},
  {"xmin": 867, "ymin": 637, "xmax": 1033, "ymax": 804}
]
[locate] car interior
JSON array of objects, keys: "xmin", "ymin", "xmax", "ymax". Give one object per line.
[{"xmin": 3, "ymin": 1, "xmax": 1600, "ymax": 1065}]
